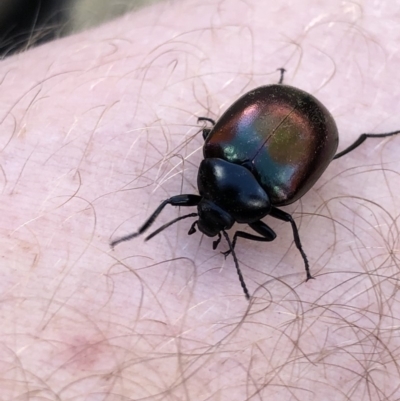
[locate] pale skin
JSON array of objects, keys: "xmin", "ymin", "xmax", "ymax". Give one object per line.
[{"xmin": 1, "ymin": 1, "xmax": 400, "ymax": 400}]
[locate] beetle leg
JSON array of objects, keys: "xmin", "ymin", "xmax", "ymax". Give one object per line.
[
  {"xmin": 333, "ymin": 130, "xmax": 400, "ymax": 159},
  {"xmin": 269, "ymin": 207, "xmax": 314, "ymax": 281},
  {"xmin": 197, "ymin": 116, "xmax": 216, "ymax": 125},
  {"xmin": 110, "ymin": 194, "xmax": 201, "ymax": 248},
  {"xmin": 222, "ymin": 221, "xmax": 277, "ymax": 258},
  {"xmin": 202, "ymin": 128, "xmax": 212, "ymax": 141},
  {"xmin": 213, "ymin": 232, "xmax": 222, "ymax": 250},
  {"xmin": 222, "ymin": 230, "xmax": 250, "ymax": 300},
  {"xmin": 277, "ymin": 67, "xmax": 286, "ymax": 84},
  {"xmin": 188, "ymin": 220, "xmax": 198, "ymax": 235},
  {"xmin": 197, "ymin": 117, "xmax": 216, "ymax": 141}
]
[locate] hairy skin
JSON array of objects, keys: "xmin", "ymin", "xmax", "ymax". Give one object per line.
[{"xmin": 1, "ymin": 1, "xmax": 400, "ymax": 400}]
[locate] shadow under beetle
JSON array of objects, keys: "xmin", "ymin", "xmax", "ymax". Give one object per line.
[{"xmin": 111, "ymin": 69, "xmax": 400, "ymax": 299}]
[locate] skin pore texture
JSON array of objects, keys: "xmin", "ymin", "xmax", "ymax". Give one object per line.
[{"xmin": 1, "ymin": 1, "xmax": 400, "ymax": 400}]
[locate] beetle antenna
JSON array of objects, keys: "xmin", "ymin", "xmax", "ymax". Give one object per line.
[
  {"xmin": 145, "ymin": 213, "xmax": 198, "ymax": 241},
  {"xmin": 110, "ymin": 194, "xmax": 201, "ymax": 249},
  {"xmin": 222, "ymin": 230, "xmax": 250, "ymax": 300}
]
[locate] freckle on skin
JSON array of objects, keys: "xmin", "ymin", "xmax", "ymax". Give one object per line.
[{"xmin": 54, "ymin": 335, "xmax": 111, "ymax": 372}]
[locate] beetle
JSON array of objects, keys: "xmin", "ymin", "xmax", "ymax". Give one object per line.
[{"xmin": 111, "ymin": 69, "xmax": 400, "ymax": 299}]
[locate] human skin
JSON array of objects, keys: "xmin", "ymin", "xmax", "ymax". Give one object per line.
[{"xmin": 1, "ymin": 1, "xmax": 400, "ymax": 400}]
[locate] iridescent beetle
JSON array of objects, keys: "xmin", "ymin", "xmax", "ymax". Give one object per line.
[{"xmin": 111, "ymin": 69, "xmax": 400, "ymax": 299}]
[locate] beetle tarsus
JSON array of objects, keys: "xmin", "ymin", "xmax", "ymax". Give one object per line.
[
  {"xmin": 269, "ymin": 207, "xmax": 312, "ymax": 281},
  {"xmin": 197, "ymin": 116, "xmax": 216, "ymax": 125},
  {"xmin": 213, "ymin": 232, "xmax": 222, "ymax": 250},
  {"xmin": 277, "ymin": 67, "xmax": 286, "ymax": 84},
  {"xmin": 198, "ymin": 117, "xmax": 216, "ymax": 141},
  {"xmin": 188, "ymin": 221, "xmax": 198, "ymax": 235},
  {"xmin": 222, "ymin": 250, "xmax": 230, "ymax": 258}
]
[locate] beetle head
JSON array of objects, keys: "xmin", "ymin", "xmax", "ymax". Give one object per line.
[{"xmin": 197, "ymin": 199, "xmax": 234, "ymax": 237}]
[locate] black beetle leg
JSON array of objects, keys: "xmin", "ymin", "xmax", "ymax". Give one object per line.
[
  {"xmin": 269, "ymin": 206, "xmax": 314, "ymax": 281},
  {"xmin": 188, "ymin": 220, "xmax": 198, "ymax": 235},
  {"xmin": 222, "ymin": 230, "xmax": 250, "ymax": 300},
  {"xmin": 110, "ymin": 194, "xmax": 201, "ymax": 248},
  {"xmin": 202, "ymin": 128, "xmax": 212, "ymax": 141},
  {"xmin": 213, "ymin": 232, "xmax": 222, "ymax": 250},
  {"xmin": 198, "ymin": 117, "xmax": 216, "ymax": 141},
  {"xmin": 197, "ymin": 117, "xmax": 216, "ymax": 125},
  {"xmin": 333, "ymin": 130, "xmax": 400, "ymax": 159},
  {"xmin": 277, "ymin": 68, "xmax": 286, "ymax": 84},
  {"xmin": 222, "ymin": 221, "xmax": 277, "ymax": 258},
  {"xmin": 269, "ymin": 207, "xmax": 313, "ymax": 281}
]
